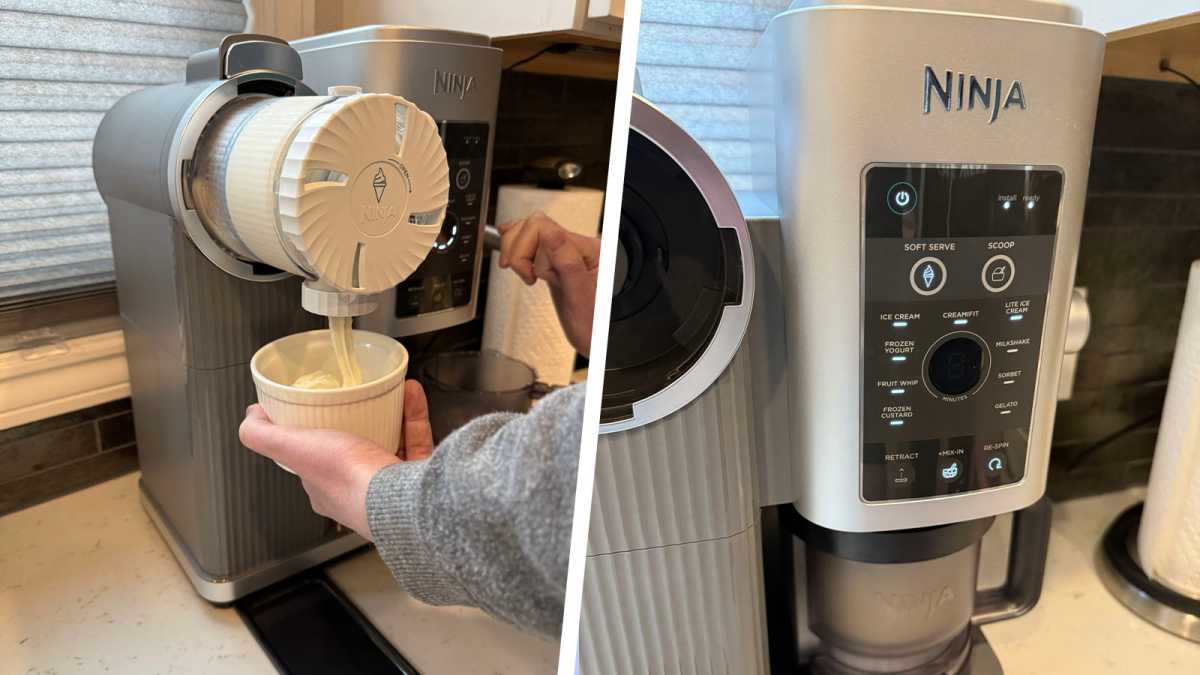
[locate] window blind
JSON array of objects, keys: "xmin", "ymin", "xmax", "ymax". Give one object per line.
[
  {"xmin": 636, "ymin": 0, "xmax": 792, "ymax": 191},
  {"xmin": 0, "ymin": 0, "xmax": 246, "ymax": 302}
]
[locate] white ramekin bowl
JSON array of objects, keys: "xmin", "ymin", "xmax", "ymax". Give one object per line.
[{"xmin": 250, "ymin": 329, "xmax": 408, "ymax": 471}]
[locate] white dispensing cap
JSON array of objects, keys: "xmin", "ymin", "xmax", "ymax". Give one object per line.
[{"xmin": 222, "ymin": 91, "xmax": 448, "ymax": 301}]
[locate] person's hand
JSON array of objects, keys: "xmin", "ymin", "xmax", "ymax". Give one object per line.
[
  {"xmin": 497, "ymin": 211, "xmax": 600, "ymax": 356},
  {"xmin": 238, "ymin": 380, "xmax": 435, "ymax": 540}
]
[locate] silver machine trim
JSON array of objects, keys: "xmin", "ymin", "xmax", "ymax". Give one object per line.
[
  {"xmin": 753, "ymin": 4, "xmax": 1105, "ymax": 532},
  {"xmin": 599, "ymin": 96, "xmax": 757, "ymax": 434},
  {"xmin": 140, "ymin": 481, "xmax": 365, "ymax": 604},
  {"xmin": 171, "ymin": 36, "xmax": 317, "ymax": 282}
]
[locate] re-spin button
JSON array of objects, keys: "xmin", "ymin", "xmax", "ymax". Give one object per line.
[{"xmin": 910, "ymin": 257, "xmax": 947, "ymax": 296}]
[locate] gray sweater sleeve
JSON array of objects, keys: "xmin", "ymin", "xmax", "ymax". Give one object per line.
[{"xmin": 365, "ymin": 383, "xmax": 584, "ymax": 639}]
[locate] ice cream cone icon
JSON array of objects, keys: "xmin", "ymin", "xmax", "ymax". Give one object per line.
[{"xmin": 372, "ymin": 167, "xmax": 388, "ymax": 202}]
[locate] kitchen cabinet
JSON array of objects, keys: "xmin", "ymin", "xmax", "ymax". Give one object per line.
[
  {"xmin": 271, "ymin": 0, "xmax": 624, "ymax": 79},
  {"xmin": 340, "ymin": 0, "xmax": 623, "ymax": 42},
  {"xmin": 1102, "ymin": 12, "xmax": 1200, "ymax": 84},
  {"xmin": 587, "ymin": 0, "xmax": 626, "ymax": 24},
  {"xmin": 493, "ymin": 34, "xmax": 620, "ymax": 80},
  {"xmin": 1073, "ymin": 0, "xmax": 1200, "ymax": 34},
  {"xmin": 1049, "ymin": 1, "xmax": 1200, "ymax": 84}
]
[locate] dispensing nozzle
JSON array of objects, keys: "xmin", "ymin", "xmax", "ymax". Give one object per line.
[{"xmin": 301, "ymin": 281, "xmax": 381, "ymax": 317}]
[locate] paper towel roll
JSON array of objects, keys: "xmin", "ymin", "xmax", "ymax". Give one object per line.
[
  {"xmin": 1138, "ymin": 259, "xmax": 1200, "ymax": 599},
  {"xmin": 482, "ymin": 185, "xmax": 603, "ymax": 386}
]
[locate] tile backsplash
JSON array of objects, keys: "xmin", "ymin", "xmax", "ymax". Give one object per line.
[
  {"xmin": 1048, "ymin": 75, "xmax": 1200, "ymax": 500},
  {"xmin": 0, "ymin": 399, "xmax": 137, "ymax": 515},
  {"xmin": 489, "ymin": 70, "xmax": 616, "ymax": 222}
]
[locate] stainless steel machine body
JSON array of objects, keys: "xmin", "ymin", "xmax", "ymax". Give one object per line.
[
  {"xmin": 750, "ymin": 0, "xmax": 1105, "ymax": 531},
  {"xmin": 751, "ymin": 1, "xmax": 1104, "ymax": 671},
  {"xmin": 583, "ymin": 1, "xmax": 1104, "ymax": 673},
  {"xmin": 293, "ymin": 26, "xmax": 502, "ymax": 338},
  {"xmin": 93, "ymin": 30, "xmax": 498, "ymax": 602}
]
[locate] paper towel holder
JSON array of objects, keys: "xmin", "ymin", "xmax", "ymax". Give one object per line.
[
  {"xmin": 483, "ymin": 224, "xmax": 501, "ymax": 251},
  {"xmin": 528, "ymin": 156, "xmax": 584, "ymax": 189},
  {"xmin": 1096, "ymin": 503, "xmax": 1200, "ymax": 643},
  {"xmin": 1057, "ymin": 287, "xmax": 1090, "ymax": 401}
]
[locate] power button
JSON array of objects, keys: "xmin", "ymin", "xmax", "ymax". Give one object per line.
[{"xmin": 887, "ymin": 182, "xmax": 918, "ymax": 215}]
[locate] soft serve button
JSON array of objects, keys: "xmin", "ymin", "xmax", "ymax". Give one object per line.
[{"xmin": 910, "ymin": 257, "xmax": 947, "ymax": 296}]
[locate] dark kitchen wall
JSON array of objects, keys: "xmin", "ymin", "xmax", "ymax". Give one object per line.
[{"xmin": 1048, "ymin": 75, "xmax": 1200, "ymax": 500}]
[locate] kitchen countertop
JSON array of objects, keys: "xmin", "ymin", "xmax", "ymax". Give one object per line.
[
  {"xmin": 1, "ymin": 475, "xmax": 1197, "ymax": 674},
  {"xmin": 981, "ymin": 486, "xmax": 1200, "ymax": 673},
  {"xmin": 0, "ymin": 473, "xmax": 557, "ymax": 674}
]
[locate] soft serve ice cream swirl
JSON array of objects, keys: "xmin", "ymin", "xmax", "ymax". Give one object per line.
[{"xmin": 292, "ymin": 317, "xmax": 363, "ymax": 389}]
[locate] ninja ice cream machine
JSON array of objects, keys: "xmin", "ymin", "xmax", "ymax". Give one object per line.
[{"xmin": 92, "ymin": 28, "xmax": 500, "ymax": 602}]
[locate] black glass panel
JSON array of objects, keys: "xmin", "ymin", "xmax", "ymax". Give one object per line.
[
  {"xmin": 865, "ymin": 165, "xmax": 1063, "ymax": 239},
  {"xmin": 394, "ymin": 121, "xmax": 488, "ymax": 318}
]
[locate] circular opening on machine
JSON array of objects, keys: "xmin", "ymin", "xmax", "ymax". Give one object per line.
[{"xmin": 600, "ymin": 129, "xmax": 736, "ymax": 423}]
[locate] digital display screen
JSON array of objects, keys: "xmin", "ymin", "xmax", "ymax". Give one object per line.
[{"xmin": 928, "ymin": 337, "xmax": 984, "ymax": 396}]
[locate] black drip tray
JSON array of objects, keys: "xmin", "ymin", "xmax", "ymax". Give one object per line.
[{"xmin": 236, "ymin": 571, "xmax": 419, "ymax": 675}]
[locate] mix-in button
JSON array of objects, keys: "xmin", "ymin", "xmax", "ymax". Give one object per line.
[{"xmin": 938, "ymin": 457, "xmax": 963, "ymax": 483}]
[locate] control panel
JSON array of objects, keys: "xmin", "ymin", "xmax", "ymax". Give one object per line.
[
  {"xmin": 861, "ymin": 164, "xmax": 1062, "ymax": 502},
  {"xmin": 393, "ymin": 121, "xmax": 489, "ymax": 318}
]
